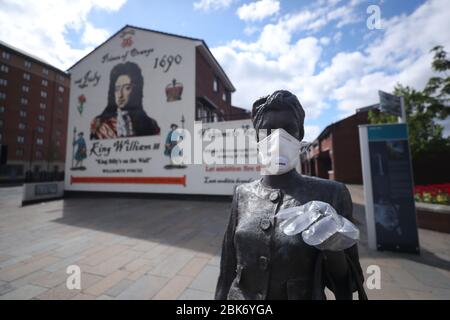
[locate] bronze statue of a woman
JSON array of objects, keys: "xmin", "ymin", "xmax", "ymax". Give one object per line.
[{"xmin": 215, "ymin": 90, "xmax": 367, "ymax": 300}]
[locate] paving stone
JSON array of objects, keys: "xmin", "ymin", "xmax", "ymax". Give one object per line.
[
  {"xmin": 189, "ymin": 265, "xmax": 220, "ymax": 293},
  {"xmin": 31, "ymin": 268, "xmax": 73, "ymax": 289},
  {"xmin": 178, "ymin": 288, "xmax": 214, "ymax": 300},
  {"xmin": 1, "ymin": 185, "xmax": 450, "ymax": 300},
  {"xmin": 153, "ymin": 275, "xmax": 193, "ymax": 300},
  {"xmin": 10, "ymin": 270, "xmax": 51, "ymax": 288},
  {"xmin": 35, "ymin": 283, "xmax": 79, "ymax": 300},
  {"xmin": 80, "ymin": 250, "xmax": 142, "ymax": 276},
  {"xmin": 116, "ymin": 274, "xmax": 169, "ymax": 300},
  {"xmin": 147, "ymin": 250, "xmax": 194, "ymax": 278},
  {"xmin": 399, "ymin": 260, "xmax": 450, "ymax": 290},
  {"xmin": 0, "ymin": 282, "xmax": 15, "ymax": 296},
  {"xmin": 178, "ymin": 257, "xmax": 210, "ymax": 278},
  {"xmin": 105, "ymin": 279, "xmax": 134, "ymax": 297},
  {"xmin": 127, "ymin": 262, "xmax": 157, "ymax": 281},
  {"xmin": 0, "ymin": 255, "xmax": 60, "ymax": 282},
  {"xmin": 44, "ymin": 254, "xmax": 84, "ymax": 272},
  {"xmin": 0, "ymin": 284, "xmax": 47, "ymax": 300},
  {"xmin": 122, "ymin": 258, "xmax": 152, "ymax": 273},
  {"xmin": 71, "ymin": 293, "xmax": 96, "ymax": 300},
  {"xmin": 208, "ymin": 255, "xmax": 221, "ymax": 267},
  {"xmin": 84, "ymin": 270, "xmax": 129, "ymax": 296},
  {"xmin": 76, "ymin": 244, "xmax": 129, "ymax": 267}
]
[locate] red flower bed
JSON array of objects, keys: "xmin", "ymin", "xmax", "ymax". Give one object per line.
[{"xmin": 414, "ymin": 183, "xmax": 450, "ymax": 205}]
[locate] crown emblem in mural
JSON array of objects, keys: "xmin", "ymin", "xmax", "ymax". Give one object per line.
[
  {"xmin": 165, "ymin": 79, "xmax": 183, "ymax": 102},
  {"xmin": 120, "ymin": 29, "xmax": 135, "ymax": 48}
]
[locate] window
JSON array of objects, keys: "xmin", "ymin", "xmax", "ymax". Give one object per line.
[
  {"xmin": 0, "ymin": 79, "xmax": 7, "ymax": 86},
  {"xmin": 19, "ymin": 110, "xmax": 27, "ymax": 117},
  {"xmin": 0, "ymin": 92, "xmax": 6, "ymax": 100},
  {"xmin": 37, "ymin": 126, "xmax": 44, "ymax": 133},
  {"xmin": 1, "ymin": 52, "xmax": 10, "ymax": 60},
  {"xmin": 222, "ymin": 92, "xmax": 226, "ymax": 101},
  {"xmin": 36, "ymin": 138, "xmax": 44, "ymax": 145},
  {"xmin": 41, "ymin": 79, "xmax": 48, "ymax": 87},
  {"xmin": 24, "ymin": 61, "xmax": 32, "ymax": 69},
  {"xmin": 16, "ymin": 149, "xmax": 24, "ymax": 157},
  {"xmin": 17, "ymin": 136, "xmax": 25, "ymax": 144},
  {"xmin": 41, "ymin": 91, "xmax": 47, "ymax": 98},
  {"xmin": 23, "ymin": 73, "xmax": 31, "ymax": 81},
  {"xmin": 22, "ymin": 85, "xmax": 29, "ymax": 93},
  {"xmin": 58, "ymin": 86, "xmax": 64, "ymax": 93},
  {"xmin": 57, "ymin": 96, "xmax": 63, "ymax": 104},
  {"xmin": 21, "ymin": 98, "xmax": 28, "ymax": 105},
  {"xmin": 18, "ymin": 123, "xmax": 26, "ymax": 130},
  {"xmin": 213, "ymin": 77, "xmax": 218, "ymax": 92},
  {"xmin": 38, "ymin": 114, "xmax": 45, "ymax": 121},
  {"xmin": 58, "ymin": 74, "xmax": 65, "ymax": 81},
  {"xmin": 0, "ymin": 65, "xmax": 8, "ymax": 73},
  {"xmin": 0, "ymin": 106, "xmax": 4, "ymax": 113},
  {"xmin": 55, "ymin": 140, "xmax": 61, "ymax": 147},
  {"xmin": 40, "ymin": 103, "xmax": 46, "ymax": 110},
  {"xmin": 36, "ymin": 150, "xmax": 43, "ymax": 158},
  {"xmin": 42, "ymin": 68, "xmax": 49, "ymax": 75},
  {"xmin": 55, "ymin": 129, "xmax": 61, "ymax": 136}
]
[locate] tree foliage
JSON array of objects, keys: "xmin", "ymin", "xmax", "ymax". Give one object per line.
[{"xmin": 368, "ymin": 46, "xmax": 450, "ymax": 184}]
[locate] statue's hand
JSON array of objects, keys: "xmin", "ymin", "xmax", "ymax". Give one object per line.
[{"xmin": 277, "ymin": 201, "xmax": 359, "ymax": 251}]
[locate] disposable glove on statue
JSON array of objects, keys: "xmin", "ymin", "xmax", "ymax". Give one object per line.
[{"xmin": 277, "ymin": 201, "xmax": 360, "ymax": 251}]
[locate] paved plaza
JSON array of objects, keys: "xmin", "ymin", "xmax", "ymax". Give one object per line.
[{"xmin": 0, "ymin": 185, "xmax": 449, "ymax": 300}]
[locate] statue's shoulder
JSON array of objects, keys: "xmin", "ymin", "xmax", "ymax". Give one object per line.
[
  {"xmin": 233, "ymin": 179, "xmax": 260, "ymax": 197},
  {"xmin": 299, "ymin": 175, "xmax": 347, "ymax": 194}
]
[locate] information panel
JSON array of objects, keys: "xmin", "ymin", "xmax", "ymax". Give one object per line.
[{"xmin": 360, "ymin": 124, "xmax": 420, "ymax": 253}]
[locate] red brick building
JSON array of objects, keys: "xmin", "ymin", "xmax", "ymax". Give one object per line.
[
  {"xmin": 195, "ymin": 37, "xmax": 249, "ymax": 122},
  {"xmin": 0, "ymin": 41, "xmax": 70, "ymax": 182},
  {"xmin": 300, "ymin": 107, "xmax": 374, "ymax": 184}
]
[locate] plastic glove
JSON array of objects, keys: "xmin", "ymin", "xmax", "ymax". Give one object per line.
[{"xmin": 277, "ymin": 201, "xmax": 359, "ymax": 251}]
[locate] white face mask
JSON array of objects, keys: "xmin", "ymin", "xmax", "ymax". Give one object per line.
[{"xmin": 257, "ymin": 128, "xmax": 302, "ymax": 175}]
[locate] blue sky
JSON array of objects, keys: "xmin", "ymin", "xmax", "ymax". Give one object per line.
[{"xmin": 1, "ymin": 0, "xmax": 448, "ymax": 141}]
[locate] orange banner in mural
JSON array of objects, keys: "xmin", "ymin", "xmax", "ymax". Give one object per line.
[{"xmin": 70, "ymin": 176, "xmax": 186, "ymax": 187}]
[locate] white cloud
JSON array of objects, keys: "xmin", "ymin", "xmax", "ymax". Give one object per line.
[
  {"xmin": 211, "ymin": 0, "xmax": 365, "ymax": 121},
  {"xmin": 243, "ymin": 26, "xmax": 259, "ymax": 36},
  {"xmin": 333, "ymin": 31, "xmax": 343, "ymax": 44},
  {"xmin": 193, "ymin": 0, "xmax": 235, "ymax": 11},
  {"xmin": 237, "ymin": 0, "xmax": 280, "ymax": 22},
  {"xmin": 213, "ymin": 0, "xmax": 450, "ymax": 132},
  {"xmin": 320, "ymin": 37, "xmax": 330, "ymax": 46},
  {"xmin": 0, "ymin": 0, "xmax": 126, "ymax": 70},
  {"xmin": 332, "ymin": 0, "xmax": 450, "ymax": 115},
  {"xmin": 81, "ymin": 22, "xmax": 110, "ymax": 46},
  {"xmin": 304, "ymin": 125, "xmax": 321, "ymax": 143}
]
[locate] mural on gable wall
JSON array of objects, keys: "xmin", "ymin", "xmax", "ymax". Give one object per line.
[{"xmin": 65, "ymin": 27, "xmax": 259, "ymax": 195}]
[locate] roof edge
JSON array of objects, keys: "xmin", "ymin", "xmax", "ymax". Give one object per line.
[
  {"xmin": 67, "ymin": 24, "xmax": 205, "ymax": 72},
  {"xmin": 0, "ymin": 40, "xmax": 68, "ymax": 76}
]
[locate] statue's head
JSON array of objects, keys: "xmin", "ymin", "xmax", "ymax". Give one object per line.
[{"xmin": 251, "ymin": 90, "xmax": 305, "ymax": 142}]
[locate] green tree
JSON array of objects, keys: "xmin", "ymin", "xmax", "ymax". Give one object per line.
[{"xmin": 368, "ymin": 46, "xmax": 450, "ymax": 184}]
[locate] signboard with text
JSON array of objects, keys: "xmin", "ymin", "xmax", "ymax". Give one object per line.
[{"xmin": 359, "ymin": 123, "xmax": 420, "ymax": 253}]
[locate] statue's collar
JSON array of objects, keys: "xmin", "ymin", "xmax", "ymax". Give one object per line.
[
  {"xmin": 252, "ymin": 178, "xmax": 281, "ymax": 201},
  {"xmin": 251, "ymin": 176, "xmax": 303, "ymax": 202}
]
